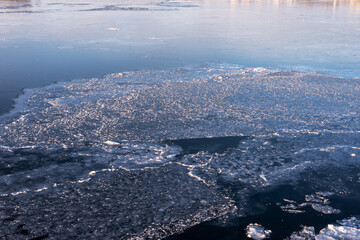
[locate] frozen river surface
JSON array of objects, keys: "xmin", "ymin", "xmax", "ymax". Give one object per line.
[{"xmin": 0, "ymin": 0, "xmax": 360, "ymax": 239}]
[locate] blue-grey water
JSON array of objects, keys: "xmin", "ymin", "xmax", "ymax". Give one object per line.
[{"xmin": 1, "ymin": 0, "xmax": 360, "ymax": 239}]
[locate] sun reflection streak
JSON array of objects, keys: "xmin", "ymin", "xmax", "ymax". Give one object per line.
[{"xmin": 229, "ymin": 0, "xmax": 360, "ymax": 12}]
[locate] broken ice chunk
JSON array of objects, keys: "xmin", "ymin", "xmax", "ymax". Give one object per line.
[
  {"xmin": 246, "ymin": 223, "xmax": 271, "ymax": 240},
  {"xmin": 290, "ymin": 226, "xmax": 315, "ymax": 240},
  {"xmin": 310, "ymin": 203, "xmax": 341, "ymax": 215}
]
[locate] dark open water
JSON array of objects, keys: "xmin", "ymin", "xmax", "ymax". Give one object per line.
[{"xmin": 1, "ymin": 1, "xmax": 360, "ymax": 239}]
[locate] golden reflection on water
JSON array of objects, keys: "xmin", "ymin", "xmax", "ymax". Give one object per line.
[
  {"xmin": 0, "ymin": 0, "xmax": 359, "ymax": 16},
  {"xmin": 185, "ymin": 0, "xmax": 360, "ymax": 12},
  {"xmin": 231, "ymin": 0, "xmax": 360, "ymax": 7},
  {"xmin": 1, "ymin": 0, "xmax": 359, "ymax": 11},
  {"xmin": 227, "ymin": 0, "xmax": 360, "ymax": 13}
]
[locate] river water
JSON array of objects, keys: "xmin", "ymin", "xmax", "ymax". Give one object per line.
[{"xmin": 0, "ymin": 0, "xmax": 360, "ymax": 239}]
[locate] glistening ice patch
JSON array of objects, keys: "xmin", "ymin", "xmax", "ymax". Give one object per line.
[{"xmin": 0, "ymin": 65, "xmax": 359, "ymax": 239}]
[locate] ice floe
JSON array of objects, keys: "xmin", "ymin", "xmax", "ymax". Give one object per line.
[
  {"xmin": 246, "ymin": 223, "xmax": 271, "ymax": 240},
  {"xmin": 0, "ymin": 65, "xmax": 359, "ymax": 239},
  {"xmin": 290, "ymin": 217, "xmax": 360, "ymax": 240},
  {"xmin": 281, "ymin": 192, "xmax": 341, "ymax": 215}
]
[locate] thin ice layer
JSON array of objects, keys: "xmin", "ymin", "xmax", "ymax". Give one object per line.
[
  {"xmin": 0, "ymin": 141, "xmax": 181, "ymax": 195},
  {"xmin": 0, "ymin": 66, "xmax": 359, "ymax": 195},
  {"xmin": 1, "ymin": 66, "xmax": 359, "ymax": 144},
  {"xmin": 0, "ymin": 65, "xmax": 359, "ymax": 238},
  {"xmin": 0, "ymin": 164, "xmax": 235, "ymax": 239}
]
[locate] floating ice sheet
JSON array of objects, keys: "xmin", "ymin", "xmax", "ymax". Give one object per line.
[
  {"xmin": 0, "ymin": 164, "xmax": 236, "ymax": 239},
  {"xmin": 246, "ymin": 223, "xmax": 271, "ymax": 240},
  {"xmin": 290, "ymin": 217, "xmax": 360, "ymax": 240},
  {"xmin": 290, "ymin": 226, "xmax": 316, "ymax": 240},
  {"xmin": 0, "ymin": 65, "xmax": 359, "ymax": 195},
  {"xmin": 281, "ymin": 192, "xmax": 341, "ymax": 215},
  {"xmin": 0, "ymin": 65, "xmax": 359, "ymax": 238}
]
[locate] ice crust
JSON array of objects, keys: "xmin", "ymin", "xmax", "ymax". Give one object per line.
[
  {"xmin": 0, "ymin": 65, "xmax": 359, "ymax": 238},
  {"xmin": 0, "ymin": 164, "xmax": 236, "ymax": 239},
  {"xmin": 290, "ymin": 217, "xmax": 360, "ymax": 240},
  {"xmin": 246, "ymin": 223, "xmax": 271, "ymax": 240},
  {"xmin": 281, "ymin": 192, "xmax": 341, "ymax": 215},
  {"xmin": 290, "ymin": 226, "xmax": 316, "ymax": 240}
]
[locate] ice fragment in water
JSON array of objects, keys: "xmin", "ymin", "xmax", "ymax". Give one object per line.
[
  {"xmin": 310, "ymin": 203, "xmax": 341, "ymax": 215},
  {"xmin": 290, "ymin": 217, "xmax": 360, "ymax": 240},
  {"xmin": 290, "ymin": 226, "xmax": 315, "ymax": 240},
  {"xmin": 246, "ymin": 223, "xmax": 271, "ymax": 240},
  {"xmin": 316, "ymin": 224, "xmax": 360, "ymax": 240},
  {"xmin": 280, "ymin": 192, "xmax": 340, "ymax": 215}
]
